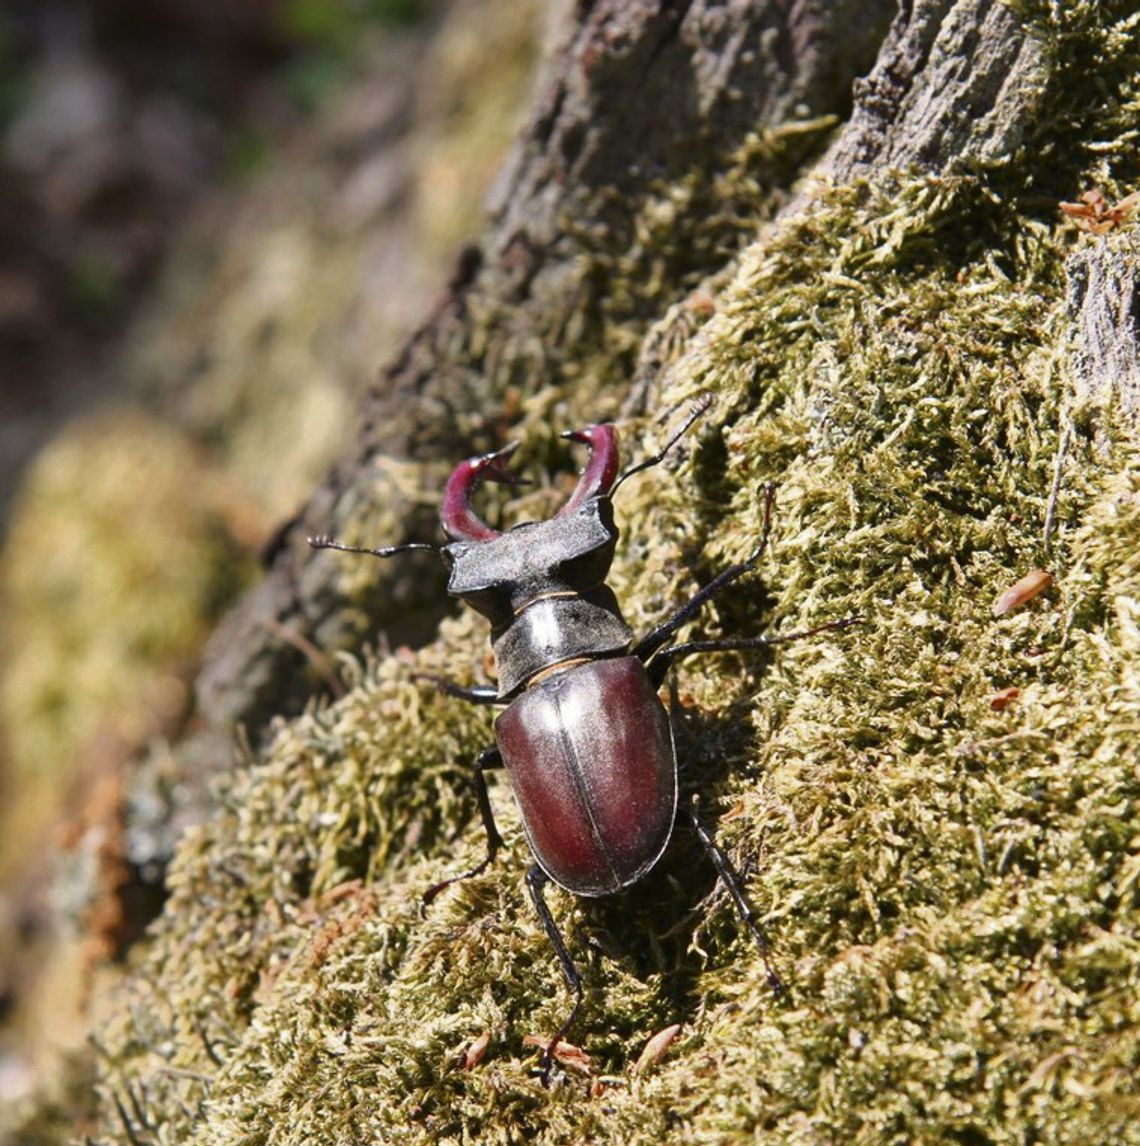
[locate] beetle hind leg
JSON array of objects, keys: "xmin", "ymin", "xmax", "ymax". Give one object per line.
[
  {"xmin": 682, "ymin": 798, "xmax": 786, "ymax": 997},
  {"xmin": 526, "ymin": 864, "xmax": 585, "ymax": 1087},
  {"xmin": 423, "ymin": 747, "xmax": 505, "ymax": 906}
]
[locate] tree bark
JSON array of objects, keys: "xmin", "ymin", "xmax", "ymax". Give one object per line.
[{"xmin": 1067, "ymin": 236, "xmax": 1140, "ymax": 423}]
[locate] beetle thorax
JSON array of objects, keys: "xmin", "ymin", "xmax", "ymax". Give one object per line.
[{"xmin": 443, "ymin": 499, "xmax": 633, "ymax": 697}]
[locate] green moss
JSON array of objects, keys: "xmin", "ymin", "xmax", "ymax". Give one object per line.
[
  {"xmin": 88, "ymin": 209, "xmax": 1138, "ymax": 1142},
  {"xmin": 450, "ymin": 115, "xmax": 844, "ymax": 444},
  {"xmin": 0, "ymin": 409, "xmax": 258, "ymax": 879},
  {"xmin": 62, "ymin": 1, "xmax": 1140, "ymax": 1142}
]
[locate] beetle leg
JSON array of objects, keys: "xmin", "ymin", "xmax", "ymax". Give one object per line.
[
  {"xmin": 645, "ymin": 616, "xmax": 862, "ymax": 689},
  {"xmin": 413, "ymin": 673, "xmax": 505, "ymax": 706},
  {"xmin": 632, "ymin": 484, "xmax": 777, "ymax": 664},
  {"xmin": 525, "ymin": 864, "xmax": 585, "ymax": 1087},
  {"xmin": 681, "ymin": 798, "xmax": 785, "ymax": 997},
  {"xmin": 422, "ymin": 747, "xmax": 505, "ymax": 905}
]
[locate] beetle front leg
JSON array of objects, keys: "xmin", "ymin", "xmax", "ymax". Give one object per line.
[
  {"xmin": 645, "ymin": 616, "xmax": 862, "ymax": 689},
  {"xmin": 632, "ymin": 484, "xmax": 777, "ymax": 665},
  {"xmin": 525, "ymin": 864, "xmax": 585, "ymax": 1087},
  {"xmin": 413, "ymin": 673, "xmax": 504, "ymax": 706},
  {"xmin": 681, "ymin": 799, "xmax": 785, "ymax": 997},
  {"xmin": 423, "ymin": 747, "xmax": 505, "ymax": 905}
]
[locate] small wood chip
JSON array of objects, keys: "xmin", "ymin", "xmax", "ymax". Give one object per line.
[
  {"xmin": 462, "ymin": 1030, "xmax": 491, "ymax": 1070},
  {"xmin": 992, "ymin": 569, "xmax": 1053, "ymax": 616},
  {"xmin": 633, "ymin": 1024, "xmax": 682, "ymax": 1074},
  {"xmin": 989, "ymin": 686, "xmax": 1021, "ymax": 711}
]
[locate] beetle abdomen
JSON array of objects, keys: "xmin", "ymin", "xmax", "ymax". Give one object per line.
[{"xmin": 495, "ymin": 656, "xmax": 677, "ymax": 897}]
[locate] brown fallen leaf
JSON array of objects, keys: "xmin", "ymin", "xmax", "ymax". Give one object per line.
[
  {"xmin": 633, "ymin": 1023, "xmax": 682, "ymax": 1074},
  {"xmin": 993, "ymin": 569, "xmax": 1053, "ymax": 617},
  {"xmin": 1059, "ymin": 189, "xmax": 1140, "ymax": 234}
]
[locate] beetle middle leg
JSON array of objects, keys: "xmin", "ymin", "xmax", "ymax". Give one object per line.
[
  {"xmin": 423, "ymin": 747, "xmax": 505, "ymax": 905},
  {"xmin": 644, "ymin": 616, "xmax": 862, "ymax": 689},
  {"xmin": 525, "ymin": 864, "xmax": 585, "ymax": 1086}
]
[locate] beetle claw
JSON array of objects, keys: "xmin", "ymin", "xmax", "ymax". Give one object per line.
[
  {"xmin": 442, "ymin": 441, "xmax": 524, "ymax": 540},
  {"xmin": 559, "ymin": 423, "xmax": 620, "ymax": 514}
]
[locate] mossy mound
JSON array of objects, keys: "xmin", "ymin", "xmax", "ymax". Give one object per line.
[
  {"xmin": 0, "ymin": 410, "xmax": 259, "ymax": 881},
  {"xmin": 83, "ymin": 168, "xmax": 1140, "ymax": 1143}
]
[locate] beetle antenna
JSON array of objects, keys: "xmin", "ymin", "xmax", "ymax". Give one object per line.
[
  {"xmin": 308, "ymin": 535, "xmax": 438, "ymax": 560},
  {"xmin": 610, "ymin": 393, "xmax": 712, "ymax": 497}
]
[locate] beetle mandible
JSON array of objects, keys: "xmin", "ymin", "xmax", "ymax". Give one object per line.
[{"xmin": 310, "ymin": 401, "xmax": 852, "ymax": 1083}]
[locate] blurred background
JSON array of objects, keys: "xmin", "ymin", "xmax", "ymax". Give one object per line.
[{"xmin": 0, "ymin": 0, "xmax": 539, "ymax": 1122}]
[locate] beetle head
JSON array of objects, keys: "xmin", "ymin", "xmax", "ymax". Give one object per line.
[{"xmin": 440, "ymin": 426, "xmax": 623, "ymax": 626}]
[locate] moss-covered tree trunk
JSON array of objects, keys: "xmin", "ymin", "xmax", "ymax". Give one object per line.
[
  {"xmin": 189, "ymin": 0, "xmax": 899, "ymax": 759},
  {"xmin": 38, "ymin": 1, "xmax": 1140, "ymax": 1142}
]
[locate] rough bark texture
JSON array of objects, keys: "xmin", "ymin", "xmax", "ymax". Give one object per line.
[
  {"xmin": 12, "ymin": 0, "xmax": 1140, "ymax": 1143},
  {"xmin": 1068, "ymin": 236, "xmax": 1140, "ymax": 422},
  {"xmin": 820, "ymin": 0, "xmax": 1043, "ymax": 179}
]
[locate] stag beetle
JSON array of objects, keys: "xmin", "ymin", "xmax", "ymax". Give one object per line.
[{"xmin": 310, "ymin": 401, "xmax": 853, "ymax": 1083}]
